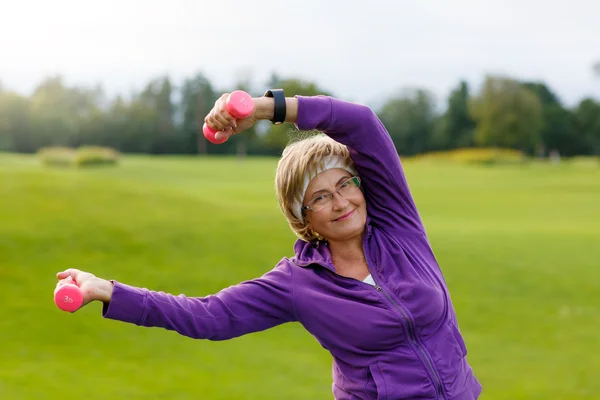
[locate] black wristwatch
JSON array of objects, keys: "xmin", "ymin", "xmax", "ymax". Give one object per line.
[{"xmin": 263, "ymin": 89, "xmax": 286, "ymax": 124}]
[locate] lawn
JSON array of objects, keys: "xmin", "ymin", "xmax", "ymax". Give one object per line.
[{"xmin": 0, "ymin": 153, "xmax": 598, "ymax": 399}]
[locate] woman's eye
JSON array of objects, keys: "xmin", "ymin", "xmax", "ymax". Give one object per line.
[{"xmin": 313, "ymin": 195, "xmax": 326, "ymax": 204}]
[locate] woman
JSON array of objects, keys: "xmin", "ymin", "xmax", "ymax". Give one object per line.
[{"xmin": 56, "ymin": 91, "xmax": 482, "ymax": 399}]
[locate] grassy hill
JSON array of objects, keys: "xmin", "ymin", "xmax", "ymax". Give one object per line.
[{"xmin": 1, "ymin": 153, "xmax": 598, "ymax": 399}]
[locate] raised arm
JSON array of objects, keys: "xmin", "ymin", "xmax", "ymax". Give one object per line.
[
  {"xmin": 206, "ymin": 93, "xmax": 424, "ymax": 234},
  {"xmin": 101, "ymin": 261, "xmax": 296, "ymax": 341},
  {"xmin": 258, "ymin": 95, "xmax": 425, "ymax": 234}
]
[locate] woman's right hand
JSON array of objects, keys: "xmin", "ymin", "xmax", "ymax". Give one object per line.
[
  {"xmin": 205, "ymin": 94, "xmax": 287, "ymax": 142},
  {"xmin": 204, "ymin": 93, "xmax": 260, "ymax": 142},
  {"xmin": 56, "ymin": 268, "xmax": 114, "ymax": 309}
]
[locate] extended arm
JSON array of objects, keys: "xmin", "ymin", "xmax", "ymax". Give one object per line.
[{"xmin": 102, "ymin": 261, "xmax": 296, "ymax": 341}]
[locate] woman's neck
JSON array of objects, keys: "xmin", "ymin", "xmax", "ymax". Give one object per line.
[{"xmin": 328, "ymin": 236, "xmax": 368, "ymax": 276}]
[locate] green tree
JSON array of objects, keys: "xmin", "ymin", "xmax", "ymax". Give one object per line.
[
  {"xmin": 72, "ymin": 84, "xmax": 106, "ymax": 148},
  {"xmin": 378, "ymin": 88, "xmax": 438, "ymax": 155},
  {"xmin": 28, "ymin": 76, "xmax": 104, "ymax": 151},
  {"xmin": 432, "ymin": 81, "xmax": 475, "ymax": 150},
  {"xmin": 542, "ymin": 104, "xmax": 579, "ymax": 156},
  {"xmin": 155, "ymin": 77, "xmax": 177, "ymax": 152},
  {"xmin": 125, "ymin": 92, "xmax": 159, "ymax": 153},
  {"xmin": 101, "ymin": 95, "xmax": 129, "ymax": 151},
  {"xmin": 135, "ymin": 76, "xmax": 178, "ymax": 154},
  {"xmin": 28, "ymin": 76, "xmax": 78, "ymax": 148},
  {"xmin": 180, "ymin": 72, "xmax": 217, "ymax": 155},
  {"xmin": 0, "ymin": 91, "xmax": 30, "ymax": 152},
  {"xmin": 573, "ymin": 98, "xmax": 600, "ymax": 156},
  {"xmin": 521, "ymin": 81, "xmax": 579, "ymax": 156},
  {"xmin": 521, "ymin": 82, "xmax": 560, "ymax": 105},
  {"xmin": 470, "ymin": 76, "xmax": 543, "ymax": 152}
]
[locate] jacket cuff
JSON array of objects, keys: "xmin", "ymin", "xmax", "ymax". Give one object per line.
[
  {"xmin": 294, "ymin": 95, "xmax": 334, "ymax": 132},
  {"xmin": 101, "ymin": 281, "xmax": 147, "ymax": 324}
]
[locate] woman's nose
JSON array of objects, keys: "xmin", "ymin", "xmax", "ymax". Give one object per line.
[{"xmin": 331, "ymin": 191, "xmax": 350, "ymax": 210}]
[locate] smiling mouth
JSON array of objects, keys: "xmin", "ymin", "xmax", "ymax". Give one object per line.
[{"xmin": 334, "ymin": 210, "xmax": 355, "ymax": 221}]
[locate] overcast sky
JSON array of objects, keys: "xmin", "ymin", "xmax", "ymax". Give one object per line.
[{"xmin": 1, "ymin": 0, "xmax": 598, "ymax": 108}]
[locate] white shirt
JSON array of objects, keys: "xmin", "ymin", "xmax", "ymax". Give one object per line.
[{"xmin": 363, "ymin": 274, "xmax": 376, "ymax": 287}]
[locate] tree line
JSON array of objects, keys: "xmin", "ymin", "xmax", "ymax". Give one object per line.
[{"xmin": 0, "ymin": 71, "xmax": 598, "ymax": 157}]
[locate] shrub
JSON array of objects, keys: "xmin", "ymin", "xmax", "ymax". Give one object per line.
[
  {"xmin": 411, "ymin": 148, "xmax": 527, "ymax": 165},
  {"xmin": 74, "ymin": 146, "xmax": 120, "ymax": 167},
  {"xmin": 38, "ymin": 146, "xmax": 120, "ymax": 168},
  {"xmin": 37, "ymin": 147, "xmax": 77, "ymax": 167}
]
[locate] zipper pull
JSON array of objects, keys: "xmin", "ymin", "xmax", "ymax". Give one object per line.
[{"xmin": 375, "ymin": 284, "xmax": 382, "ymax": 292}]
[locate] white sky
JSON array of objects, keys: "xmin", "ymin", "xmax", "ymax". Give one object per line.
[{"xmin": 0, "ymin": 0, "xmax": 598, "ymax": 108}]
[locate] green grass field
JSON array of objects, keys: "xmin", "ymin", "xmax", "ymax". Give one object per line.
[{"xmin": 1, "ymin": 153, "xmax": 599, "ymax": 399}]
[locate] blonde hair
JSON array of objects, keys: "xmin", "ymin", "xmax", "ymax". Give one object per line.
[{"xmin": 275, "ymin": 132, "xmax": 357, "ymax": 242}]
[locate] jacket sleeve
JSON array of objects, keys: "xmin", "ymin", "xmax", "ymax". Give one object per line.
[
  {"xmin": 102, "ymin": 261, "xmax": 296, "ymax": 341},
  {"xmin": 295, "ymin": 95, "xmax": 425, "ymax": 234}
]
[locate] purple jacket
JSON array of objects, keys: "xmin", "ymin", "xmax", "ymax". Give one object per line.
[{"xmin": 103, "ymin": 96, "xmax": 482, "ymax": 399}]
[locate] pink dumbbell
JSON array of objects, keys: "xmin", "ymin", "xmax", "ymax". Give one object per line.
[
  {"xmin": 54, "ymin": 280, "xmax": 83, "ymax": 312},
  {"xmin": 203, "ymin": 90, "xmax": 254, "ymax": 144}
]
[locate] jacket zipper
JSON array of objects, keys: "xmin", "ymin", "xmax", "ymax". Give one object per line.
[
  {"xmin": 360, "ymin": 234, "xmax": 447, "ymax": 400},
  {"xmin": 373, "ymin": 280, "xmax": 447, "ymax": 400},
  {"xmin": 292, "ymin": 255, "xmax": 447, "ymax": 399}
]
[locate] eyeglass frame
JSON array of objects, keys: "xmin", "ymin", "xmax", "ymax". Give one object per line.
[{"xmin": 301, "ymin": 176, "xmax": 362, "ymax": 214}]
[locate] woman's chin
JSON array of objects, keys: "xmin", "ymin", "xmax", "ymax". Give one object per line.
[{"xmin": 326, "ymin": 221, "xmax": 365, "ymax": 242}]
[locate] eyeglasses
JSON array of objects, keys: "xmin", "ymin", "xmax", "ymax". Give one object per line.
[{"xmin": 302, "ymin": 176, "xmax": 361, "ymax": 213}]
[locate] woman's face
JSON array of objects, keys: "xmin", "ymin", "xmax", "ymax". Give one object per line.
[{"xmin": 302, "ymin": 168, "xmax": 367, "ymax": 243}]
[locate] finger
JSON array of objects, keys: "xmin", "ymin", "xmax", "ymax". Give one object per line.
[
  {"xmin": 213, "ymin": 111, "xmax": 234, "ymax": 129},
  {"xmin": 206, "ymin": 112, "xmax": 227, "ymax": 132},
  {"xmin": 215, "ymin": 128, "xmax": 233, "ymax": 141},
  {"xmin": 203, "ymin": 114, "xmax": 217, "ymax": 131},
  {"xmin": 55, "ymin": 276, "xmax": 74, "ymax": 289},
  {"xmin": 57, "ymin": 269, "xmax": 80, "ymax": 280}
]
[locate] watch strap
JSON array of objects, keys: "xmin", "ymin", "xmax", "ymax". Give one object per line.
[{"xmin": 264, "ymin": 89, "xmax": 286, "ymax": 124}]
